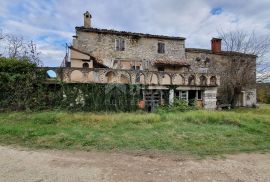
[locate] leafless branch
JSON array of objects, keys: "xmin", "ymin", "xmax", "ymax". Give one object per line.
[
  {"xmin": 2, "ymin": 33, "xmax": 43, "ymax": 66},
  {"xmin": 218, "ymin": 29, "xmax": 270, "ymax": 106}
]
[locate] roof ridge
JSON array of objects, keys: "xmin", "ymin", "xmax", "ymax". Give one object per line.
[
  {"xmin": 75, "ymin": 26, "xmax": 185, "ymax": 40},
  {"xmin": 186, "ymin": 48, "xmax": 257, "ymax": 57}
]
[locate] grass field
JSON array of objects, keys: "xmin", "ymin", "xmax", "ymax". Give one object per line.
[{"xmin": 0, "ymin": 105, "xmax": 269, "ymax": 156}]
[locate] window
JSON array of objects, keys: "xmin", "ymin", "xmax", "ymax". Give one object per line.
[
  {"xmin": 158, "ymin": 42, "xmax": 165, "ymax": 54},
  {"xmin": 181, "ymin": 91, "xmax": 187, "ymax": 101},
  {"xmin": 175, "ymin": 91, "xmax": 179, "ymax": 98},
  {"xmin": 131, "ymin": 66, "xmax": 140, "ymax": 70},
  {"xmin": 115, "ymin": 38, "xmax": 125, "ymax": 51},
  {"xmin": 157, "ymin": 67, "xmax": 164, "ymax": 72},
  {"xmin": 197, "ymin": 90, "xmax": 202, "ymax": 100},
  {"xmin": 83, "ymin": 62, "xmax": 89, "ymax": 68},
  {"xmin": 131, "ymin": 66, "xmax": 140, "ymax": 83}
]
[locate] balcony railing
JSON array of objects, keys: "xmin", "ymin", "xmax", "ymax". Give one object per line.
[{"xmin": 43, "ymin": 67, "xmax": 220, "ymax": 87}]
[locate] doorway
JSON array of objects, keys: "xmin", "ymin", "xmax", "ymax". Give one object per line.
[
  {"xmin": 188, "ymin": 90, "xmax": 196, "ymax": 105},
  {"xmin": 144, "ymin": 90, "xmax": 169, "ymax": 112}
]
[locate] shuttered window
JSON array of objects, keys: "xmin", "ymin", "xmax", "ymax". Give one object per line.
[
  {"xmin": 158, "ymin": 42, "xmax": 165, "ymax": 54},
  {"xmin": 115, "ymin": 38, "xmax": 125, "ymax": 51}
]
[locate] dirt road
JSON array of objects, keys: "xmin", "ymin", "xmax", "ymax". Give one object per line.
[{"xmin": 0, "ymin": 146, "xmax": 269, "ymax": 182}]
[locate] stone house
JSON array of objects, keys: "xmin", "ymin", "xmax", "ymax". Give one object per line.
[{"xmin": 61, "ymin": 11, "xmax": 256, "ymax": 111}]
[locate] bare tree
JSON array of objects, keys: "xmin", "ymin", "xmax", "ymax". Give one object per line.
[
  {"xmin": 1, "ymin": 33, "xmax": 43, "ymax": 66},
  {"xmin": 22, "ymin": 41, "xmax": 42, "ymax": 66},
  {"xmin": 7, "ymin": 34, "xmax": 25, "ymax": 59},
  {"xmin": 218, "ymin": 30, "xmax": 270, "ymax": 107},
  {"xmin": 0, "ymin": 30, "xmax": 6, "ymax": 57},
  {"xmin": 0, "ymin": 30, "xmax": 4, "ymax": 43}
]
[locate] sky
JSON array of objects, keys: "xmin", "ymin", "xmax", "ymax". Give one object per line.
[{"xmin": 0, "ymin": 0, "xmax": 270, "ymax": 67}]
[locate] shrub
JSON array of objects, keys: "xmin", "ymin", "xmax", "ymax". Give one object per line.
[{"xmin": 155, "ymin": 98, "xmax": 197, "ymax": 113}]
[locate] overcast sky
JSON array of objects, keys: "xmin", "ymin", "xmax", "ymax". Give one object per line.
[{"xmin": 1, "ymin": 0, "xmax": 270, "ymax": 66}]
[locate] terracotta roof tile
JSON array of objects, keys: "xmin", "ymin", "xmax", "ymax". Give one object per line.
[
  {"xmin": 154, "ymin": 60, "xmax": 190, "ymax": 67},
  {"xmin": 186, "ymin": 48, "xmax": 257, "ymax": 57}
]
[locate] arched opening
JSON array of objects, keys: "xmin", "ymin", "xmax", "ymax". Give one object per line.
[
  {"xmin": 161, "ymin": 74, "xmax": 171, "ymax": 85},
  {"xmin": 200, "ymin": 75, "xmax": 207, "ymax": 86},
  {"xmin": 105, "ymin": 71, "xmax": 116, "ymax": 83},
  {"xmin": 173, "ymin": 74, "xmax": 184, "ymax": 85},
  {"xmin": 150, "ymin": 73, "xmax": 158, "ymax": 85},
  {"xmin": 83, "ymin": 62, "xmax": 89, "ymax": 68},
  {"xmin": 87, "ymin": 71, "xmax": 94, "ymax": 82},
  {"xmin": 188, "ymin": 75, "xmax": 195, "ymax": 85},
  {"xmin": 138, "ymin": 73, "xmax": 145, "ymax": 84},
  {"xmin": 210, "ymin": 76, "xmax": 217, "ymax": 86},
  {"xmin": 120, "ymin": 74, "xmax": 130, "ymax": 84},
  {"xmin": 46, "ymin": 70, "xmax": 57, "ymax": 79},
  {"xmin": 70, "ymin": 70, "xmax": 83, "ymax": 82}
]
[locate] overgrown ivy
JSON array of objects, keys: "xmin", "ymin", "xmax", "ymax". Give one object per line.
[{"xmin": 0, "ymin": 58, "xmax": 141, "ymax": 112}]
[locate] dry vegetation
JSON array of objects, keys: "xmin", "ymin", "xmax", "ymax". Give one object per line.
[{"xmin": 0, "ymin": 105, "xmax": 269, "ymax": 156}]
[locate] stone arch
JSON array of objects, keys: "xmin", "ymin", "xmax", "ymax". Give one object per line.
[
  {"xmin": 122, "ymin": 71, "xmax": 132, "ymax": 83},
  {"xmin": 120, "ymin": 74, "xmax": 130, "ymax": 84},
  {"xmin": 200, "ymin": 75, "xmax": 207, "ymax": 86},
  {"xmin": 173, "ymin": 74, "xmax": 184, "ymax": 85},
  {"xmin": 105, "ymin": 71, "xmax": 116, "ymax": 83},
  {"xmin": 83, "ymin": 62, "xmax": 89, "ymax": 68},
  {"xmin": 46, "ymin": 70, "xmax": 57, "ymax": 79},
  {"xmin": 70, "ymin": 70, "xmax": 83, "ymax": 82},
  {"xmin": 161, "ymin": 73, "xmax": 171, "ymax": 85},
  {"xmin": 87, "ymin": 71, "xmax": 94, "ymax": 82},
  {"xmin": 188, "ymin": 75, "xmax": 195, "ymax": 85},
  {"xmin": 210, "ymin": 76, "xmax": 217, "ymax": 86},
  {"xmin": 150, "ymin": 73, "xmax": 158, "ymax": 85},
  {"xmin": 138, "ymin": 72, "xmax": 145, "ymax": 84}
]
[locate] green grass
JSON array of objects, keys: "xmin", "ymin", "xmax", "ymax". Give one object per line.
[{"xmin": 0, "ymin": 105, "xmax": 269, "ymax": 156}]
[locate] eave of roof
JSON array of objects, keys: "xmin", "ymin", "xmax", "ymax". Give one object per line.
[
  {"xmin": 186, "ymin": 48, "xmax": 257, "ymax": 58},
  {"xmin": 75, "ymin": 27, "xmax": 186, "ymax": 41},
  {"xmin": 154, "ymin": 60, "xmax": 190, "ymax": 67}
]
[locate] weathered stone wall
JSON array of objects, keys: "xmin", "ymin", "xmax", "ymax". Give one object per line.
[
  {"xmin": 204, "ymin": 88, "xmax": 218, "ymax": 109},
  {"xmin": 73, "ymin": 31, "xmax": 185, "ymax": 70},
  {"xmin": 186, "ymin": 51, "xmax": 257, "ymax": 106}
]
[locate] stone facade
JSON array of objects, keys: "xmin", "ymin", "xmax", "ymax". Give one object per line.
[
  {"xmin": 60, "ymin": 11, "xmax": 256, "ymax": 110},
  {"xmin": 186, "ymin": 49, "xmax": 257, "ymax": 107},
  {"xmin": 72, "ymin": 29, "xmax": 185, "ymax": 71}
]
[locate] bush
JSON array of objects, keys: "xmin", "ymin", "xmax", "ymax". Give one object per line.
[
  {"xmin": 0, "ymin": 58, "xmax": 140, "ymax": 112},
  {"xmin": 155, "ymin": 98, "xmax": 197, "ymax": 113},
  {"xmin": 0, "ymin": 58, "xmax": 44, "ymax": 110}
]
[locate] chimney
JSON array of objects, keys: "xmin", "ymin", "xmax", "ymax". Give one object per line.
[
  {"xmin": 211, "ymin": 38, "xmax": 222, "ymax": 53},
  {"xmin": 84, "ymin": 11, "xmax": 92, "ymax": 28}
]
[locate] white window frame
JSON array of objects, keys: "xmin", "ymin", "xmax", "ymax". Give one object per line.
[
  {"xmin": 196, "ymin": 90, "xmax": 203, "ymax": 100},
  {"xmin": 181, "ymin": 91, "xmax": 187, "ymax": 101}
]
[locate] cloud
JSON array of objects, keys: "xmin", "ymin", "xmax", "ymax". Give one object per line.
[{"xmin": 0, "ymin": 0, "xmax": 270, "ymax": 67}]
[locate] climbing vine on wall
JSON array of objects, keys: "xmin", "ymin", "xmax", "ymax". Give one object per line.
[{"xmin": 0, "ymin": 58, "xmax": 141, "ymax": 112}]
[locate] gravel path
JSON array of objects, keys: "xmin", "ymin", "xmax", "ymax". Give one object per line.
[{"xmin": 0, "ymin": 145, "xmax": 269, "ymax": 182}]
